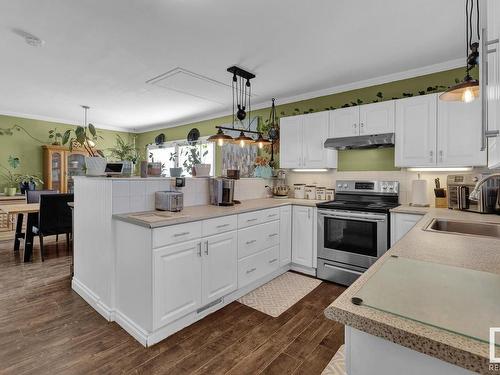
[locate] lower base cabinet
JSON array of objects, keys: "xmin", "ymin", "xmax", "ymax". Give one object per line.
[
  {"xmin": 292, "ymin": 205, "xmax": 315, "ymax": 267},
  {"xmin": 238, "ymin": 245, "xmax": 279, "ymax": 288},
  {"xmin": 390, "ymin": 212, "xmax": 425, "ymax": 246}
]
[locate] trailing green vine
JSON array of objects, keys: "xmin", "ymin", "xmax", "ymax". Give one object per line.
[{"xmin": 0, "ymin": 124, "xmax": 46, "ymax": 144}]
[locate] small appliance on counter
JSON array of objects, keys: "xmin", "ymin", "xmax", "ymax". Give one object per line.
[
  {"xmin": 105, "ymin": 162, "xmax": 132, "ymax": 177},
  {"xmin": 209, "ymin": 177, "xmax": 235, "ymax": 206},
  {"xmin": 447, "ymin": 174, "xmax": 500, "ymax": 213},
  {"xmin": 155, "ymin": 191, "xmax": 184, "ymax": 212},
  {"xmin": 225, "ymin": 169, "xmax": 240, "ymax": 180}
]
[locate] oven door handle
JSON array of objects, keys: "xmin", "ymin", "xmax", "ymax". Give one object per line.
[{"xmin": 318, "ymin": 211, "xmax": 387, "ymax": 222}]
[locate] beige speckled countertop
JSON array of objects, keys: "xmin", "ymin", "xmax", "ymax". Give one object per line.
[
  {"xmin": 390, "ymin": 204, "xmax": 433, "ymax": 215},
  {"xmin": 113, "ymin": 197, "xmax": 323, "ymax": 228},
  {"xmin": 325, "ymin": 208, "xmax": 500, "ymax": 374}
]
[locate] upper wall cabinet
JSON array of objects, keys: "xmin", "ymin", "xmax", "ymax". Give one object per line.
[
  {"xmin": 395, "ymin": 94, "xmax": 486, "ymax": 167},
  {"xmin": 329, "ymin": 101, "xmax": 395, "ymax": 138},
  {"xmin": 280, "ymin": 111, "xmax": 337, "ymax": 169},
  {"xmin": 486, "ymin": 0, "xmax": 500, "ymax": 168}
]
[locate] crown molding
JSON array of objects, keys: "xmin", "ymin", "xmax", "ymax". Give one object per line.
[
  {"xmin": 0, "ymin": 110, "xmax": 132, "ymax": 133},
  {"xmin": 137, "ymin": 58, "xmax": 464, "ymax": 134}
]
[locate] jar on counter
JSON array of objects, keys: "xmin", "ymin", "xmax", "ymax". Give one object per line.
[
  {"xmin": 305, "ymin": 185, "xmax": 317, "ymax": 200},
  {"xmin": 325, "ymin": 188, "xmax": 335, "ymax": 201},
  {"xmin": 315, "ymin": 187, "xmax": 326, "ymax": 201},
  {"xmin": 293, "ymin": 184, "xmax": 306, "ymax": 199}
]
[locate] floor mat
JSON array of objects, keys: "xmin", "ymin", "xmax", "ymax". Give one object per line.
[
  {"xmin": 321, "ymin": 345, "xmax": 346, "ymax": 375},
  {"xmin": 237, "ymin": 271, "xmax": 321, "ymax": 317}
]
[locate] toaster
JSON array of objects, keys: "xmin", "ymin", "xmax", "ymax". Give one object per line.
[{"xmin": 155, "ymin": 191, "xmax": 184, "ymax": 212}]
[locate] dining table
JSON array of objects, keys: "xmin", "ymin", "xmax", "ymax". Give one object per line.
[{"xmin": 0, "ymin": 203, "xmax": 40, "ymax": 262}]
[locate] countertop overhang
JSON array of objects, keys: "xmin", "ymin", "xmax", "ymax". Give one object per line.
[{"xmin": 324, "ymin": 207, "xmax": 500, "ymax": 374}]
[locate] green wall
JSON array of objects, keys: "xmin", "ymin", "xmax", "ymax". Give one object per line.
[
  {"xmin": 0, "ymin": 115, "xmax": 131, "ymax": 189},
  {"xmin": 135, "ymin": 67, "xmax": 468, "ymax": 174}
]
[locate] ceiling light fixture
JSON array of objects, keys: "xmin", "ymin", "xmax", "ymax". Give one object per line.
[
  {"xmin": 207, "ymin": 128, "xmax": 233, "ymax": 146},
  {"xmin": 440, "ymin": 0, "xmax": 480, "ymax": 103},
  {"xmin": 12, "ymin": 28, "xmax": 45, "ymax": 47},
  {"xmin": 254, "ymin": 133, "xmax": 271, "ymax": 149}
]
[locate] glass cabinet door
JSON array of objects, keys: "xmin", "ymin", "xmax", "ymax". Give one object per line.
[
  {"xmin": 51, "ymin": 152, "xmax": 62, "ymax": 192},
  {"xmin": 67, "ymin": 153, "xmax": 86, "ymax": 193}
]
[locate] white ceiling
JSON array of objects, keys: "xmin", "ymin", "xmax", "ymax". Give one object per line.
[{"xmin": 0, "ymin": 0, "xmax": 465, "ymax": 131}]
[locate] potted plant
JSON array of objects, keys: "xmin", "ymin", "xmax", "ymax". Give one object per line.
[
  {"xmin": 168, "ymin": 152, "xmax": 183, "ymax": 177},
  {"xmin": 16, "ymin": 174, "xmax": 43, "ymax": 194},
  {"xmin": 0, "ymin": 156, "xmax": 20, "ymax": 196},
  {"xmin": 48, "ymin": 128, "xmax": 63, "ymax": 145},
  {"xmin": 107, "ymin": 134, "xmax": 140, "ymax": 175},
  {"xmin": 182, "ymin": 146, "xmax": 210, "ymax": 177},
  {"xmin": 62, "ymin": 123, "xmax": 106, "ymax": 176}
]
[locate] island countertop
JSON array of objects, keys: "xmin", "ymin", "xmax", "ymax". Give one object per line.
[
  {"xmin": 324, "ymin": 208, "xmax": 500, "ymax": 374},
  {"xmin": 113, "ymin": 197, "xmax": 323, "ymax": 228}
]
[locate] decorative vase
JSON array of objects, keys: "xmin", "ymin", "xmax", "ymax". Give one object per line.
[
  {"xmin": 19, "ymin": 181, "xmax": 36, "ymax": 194},
  {"xmin": 170, "ymin": 167, "xmax": 183, "ymax": 177},
  {"xmin": 85, "ymin": 156, "xmax": 107, "ymax": 176},
  {"xmin": 5, "ymin": 187, "xmax": 17, "ymax": 196},
  {"xmin": 254, "ymin": 166, "xmax": 273, "ymax": 178},
  {"xmin": 193, "ymin": 164, "xmax": 211, "ymax": 177},
  {"xmin": 3, "ymin": 187, "xmax": 7, "ymax": 194}
]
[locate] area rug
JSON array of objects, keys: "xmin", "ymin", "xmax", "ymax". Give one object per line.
[
  {"xmin": 321, "ymin": 345, "xmax": 346, "ymax": 375},
  {"xmin": 237, "ymin": 272, "xmax": 321, "ymax": 317}
]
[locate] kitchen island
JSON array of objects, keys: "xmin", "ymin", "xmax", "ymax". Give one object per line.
[{"xmin": 325, "ymin": 207, "xmax": 500, "ymax": 374}]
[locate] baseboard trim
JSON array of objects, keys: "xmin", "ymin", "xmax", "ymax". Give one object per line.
[
  {"xmin": 291, "ymin": 263, "xmax": 317, "ymax": 276},
  {"xmin": 114, "ymin": 310, "xmax": 149, "ymax": 346},
  {"xmin": 71, "ymin": 277, "xmax": 114, "ymax": 321}
]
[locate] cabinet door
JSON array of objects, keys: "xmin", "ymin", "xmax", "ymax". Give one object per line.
[
  {"xmin": 153, "ymin": 240, "xmax": 202, "ymax": 329},
  {"xmin": 395, "ymin": 94, "xmax": 437, "ymax": 167},
  {"xmin": 202, "ymin": 231, "xmax": 238, "ymax": 305},
  {"xmin": 437, "ymin": 99, "xmax": 486, "ymax": 166},
  {"xmin": 487, "ymin": 0, "xmax": 500, "ymax": 169},
  {"xmin": 329, "ymin": 107, "xmax": 359, "ymax": 138},
  {"xmin": 279, "ymin": 206, "xmax": 292, "ymax": 266},
  {"xmin": 359, "ymin": 101, "xmax": 395, "ymax": 136},
  {"xmin": 302, "ymin": 111, "xmax": 334, "ymax": 168},
  {"xmin": 292, "ymin": 206, "xmax": 314, "ymax": 268},
  {"xmin": 390, "ymin": 213, "xmax": 424, "ymax": 246},
  {"xmin": 280, "ymin": 115, "xmax": 303, "ymax": 168}
]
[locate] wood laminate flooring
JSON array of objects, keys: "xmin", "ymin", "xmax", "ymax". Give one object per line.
[{"xmin": 0, "ymin": 239, "xmax": 345, "ymax": 375}]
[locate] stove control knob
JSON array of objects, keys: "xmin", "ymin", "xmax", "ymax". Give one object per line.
[
  {"xmin": 382, "ymin": 185, "xmax": 388, "ymax": 190},
  {"xmin": 343, "ymin": 184, "xmax": 348, "ymax": 189},
  {"xmin": 388, "ymin": 185, "xmax": 394, "ymax": 191},
  {"xmin": 337, "ymin": 184, "xmax": 342, "ymax": 189}
]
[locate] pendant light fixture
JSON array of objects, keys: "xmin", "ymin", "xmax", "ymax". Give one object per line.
[
  {"xmin": 254, "ymin": 133, "xmax": 271, "ymax": 149},
  {"xmin": 207, "ymin": 128, "xmax": 233, "ymax": 146},
  {"xmin": 440, "ymin": 0, "xmax": 480, "ymax": 103}
]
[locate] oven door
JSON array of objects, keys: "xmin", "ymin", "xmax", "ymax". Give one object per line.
[{"xmin": 317, "ymin": 209, "xmax": 388, "ymax": 269}]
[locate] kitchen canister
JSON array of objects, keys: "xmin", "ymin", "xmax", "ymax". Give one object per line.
[
  {"xmin": 305, "ymin": 185, "xmax": 317, "ymax": 200},
  {"xmin": 315, "ymin": 187, "xmax": 326, "ymax": 200},
  {"xmin": 293, "ymin": 184, "xmax": 306, "ymax": 199},
  {"xmin": 325, "ymin": 188, "xmax": 335, "ymax": 201}
]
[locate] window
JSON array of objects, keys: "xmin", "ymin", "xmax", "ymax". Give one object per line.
[{"xmin": 147, "ymin": 138, "xmax": 215, "ymax": 177}]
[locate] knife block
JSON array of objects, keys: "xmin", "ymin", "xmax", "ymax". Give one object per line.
[{"xmin": 434, "ymin": 196, "xmax": 448, "ymax": 208}]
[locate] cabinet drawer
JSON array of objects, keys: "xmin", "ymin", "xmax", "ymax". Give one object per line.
[
  {"xmin": 261, "ymin": 208, "xmax": 280, "ymax": 223},
  {"xmin": 238, "ymin": 220, "xmax": 279, "ymax": 259},
  {"xmin": 153, "ymin": 221, "xmax": 202, "ymax": 248},
  {"xmin": 237, "ymin": 248, "xmax": 267, "ymax": 288},
  {"xmin": 264, "ymin": 245, "xmax": 280, "ymax": 274},
  {"xmin": 202, "ymin": 215, "xmax": 237, "ymax": 237},
  {"xmin": 238, "ymin": 208, "xmax": 280, "ymax": 228}
]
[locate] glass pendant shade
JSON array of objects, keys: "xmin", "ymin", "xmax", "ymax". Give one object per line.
[
  {"xmin": 234, "ymin": 131, "xmax": 254, "ymax": 147},
  {"xmin": 207, "ymin": 128, "xmax": 233, "ymax": 146},
  {"xmin": 439, "ymin": 77, "xmax": 479, "ymax": 103}
]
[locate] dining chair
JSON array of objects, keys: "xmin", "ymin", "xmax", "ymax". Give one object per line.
[{"xmin": 32, "ymin": 193, "xmax": 74, "ymax": 261}]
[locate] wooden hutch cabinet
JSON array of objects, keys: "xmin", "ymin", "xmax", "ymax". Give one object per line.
[{"xmin": 42, "ymin": 145, "xmax": 88, "ymax": 193}]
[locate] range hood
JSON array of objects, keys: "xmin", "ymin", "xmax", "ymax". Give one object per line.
[{"xmin": 324, "ymin": 133, "xmax": 394, "ymax": 150}]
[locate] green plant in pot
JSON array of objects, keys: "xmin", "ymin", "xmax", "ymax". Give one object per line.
[
  {"xmin": 107, "ymin": 134, "xmax": 140, "ymax": 175},
  {"xmin": 16, "ymin": 174, "xmax": 43, "ymax": 194},
  {"xmin": 168, "ymin": 152, "xmax": 183, "ymax": 177},
  {"xmin": 48, "ymin": 128, "xmax": 63, "ymax": 145},
  {"xmin": 182, "ymin": 145, "xmax": 209, "ymax": 177},
  {"xmin": 0, "ymin": 156, "xmax": 20, "ymax": 196},
  {"xmin": 62, "ymin": 120, "xmax": 106, "ymax": 176}
]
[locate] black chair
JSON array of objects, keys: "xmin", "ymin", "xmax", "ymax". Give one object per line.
[
  {"xmin": 26, "ymin": 189, "xmax": 58, "ymax": 204},
  {"xmin": 32, "ymin": 193, "xmax": 74, "ymax": 261}
]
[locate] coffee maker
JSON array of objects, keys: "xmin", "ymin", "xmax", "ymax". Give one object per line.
[{"xmin": 209, "ymin": 178, "xmax": 235, "ymax": 206}]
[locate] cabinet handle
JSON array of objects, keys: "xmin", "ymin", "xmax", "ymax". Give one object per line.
[
  {"xmin": 197, "ymin": 242, "xmax": 202, "ymax": 257},
  {"xmin": 246, "ymin": 218, "xmax": 258, "ymax": 223},
  {"xmin": 246, "ymin": 267, "xmax": 257, "ymax": 274},
  {"xmin": 429, "ymin": 150, "xmax": 433, "ymax": 162},
  {"xmin": 360, "ymin": 122, "xmax": 364, "ymax": 134},
  {"xmin": 269, "ymin": 258, "xmax": 278, "ymax": 264},
  {"xmin": 439, "ymin": 150, "xmax": 443, "ymax": 162},
  {"xmin": 353, "ymin": 123, "xmax": 357, "ymax": 134},
  {"xmin": 268, "ymin": 213, "xmax": 278, "ymax": 218},
  {"xmin": 204, "ymin": 241, "xmax": 209, "ymax": 255},
  {"xmin": 216, "ymin": 224, "xmax": 229, "ymax": 229},
  {"xmin": 174, "ymin": 231, "xmax": 189, "ymax": 237},
  {"xmin": 246, "ymin": 239, "xmax": 257, "ymax": 245},
  {"xmin": 308, "ymin": 209, "xmax": 311, "ymax": 219},
  {"xmin": 268, "ymin": 233, "xmax": 278, "ymax": 238}
]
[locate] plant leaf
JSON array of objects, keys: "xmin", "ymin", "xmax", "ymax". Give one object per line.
[{"xmin": 88, "ymin": 123, "xmax": 97, "ymax": 137}]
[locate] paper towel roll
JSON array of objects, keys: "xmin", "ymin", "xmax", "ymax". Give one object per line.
[{"xmin": 411, "ymin": 180, "xmax": 429, "ymax": 207}]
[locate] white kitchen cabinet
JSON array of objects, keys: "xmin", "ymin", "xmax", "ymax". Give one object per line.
[
  {"xmin": 279, "ymin": 206, "xmax": 292, "ymax": 266},
  {"xmin": 292, "ymin": 205, "xmax": 314, "ymax": 268},
  {"xmin": 202, "ymin": 231, "xmax": 238, "ymax": 305},
  {"xmin": 359, "ymin": 100, "xmax": 395, "ymax": 136},
  {"xmin": 153, "ymin": 240, "xmax": 202, "ymax": 329},
  {"xmin": 395, "ymin": 94, "xmax": 438, "ymax": 167},
  {"xmin": 280, "ymin": 111, "xmax": 337, "ymax": 169},
  {"xmin": 437, "ymin": 99, "xmax": 486, "ymax": 166},
  {"xmin": 487, "ymin": 0, "xmax": 500, "ymax": 168},
  {"xmin": 329, "ymin": 106, "xmax": 359, "ymax": 138},
  {"xmin": 390, "ymin": 213, "xmax": 424, "ymax": 246}
]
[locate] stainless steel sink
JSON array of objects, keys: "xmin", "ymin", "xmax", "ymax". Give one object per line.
[{"xmin": 424, "ymin": 218, "xmax": 500, "ymax": 239}]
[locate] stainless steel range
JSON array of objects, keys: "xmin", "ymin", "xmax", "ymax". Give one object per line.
[{"xmin": 316, "ymin": 180, "xmax": 400, "ymax": 286}]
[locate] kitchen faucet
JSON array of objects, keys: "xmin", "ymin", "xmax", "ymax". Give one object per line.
[{"xmin": 469, "ymin": 173, "xmax": 500, "ymax": 201}]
